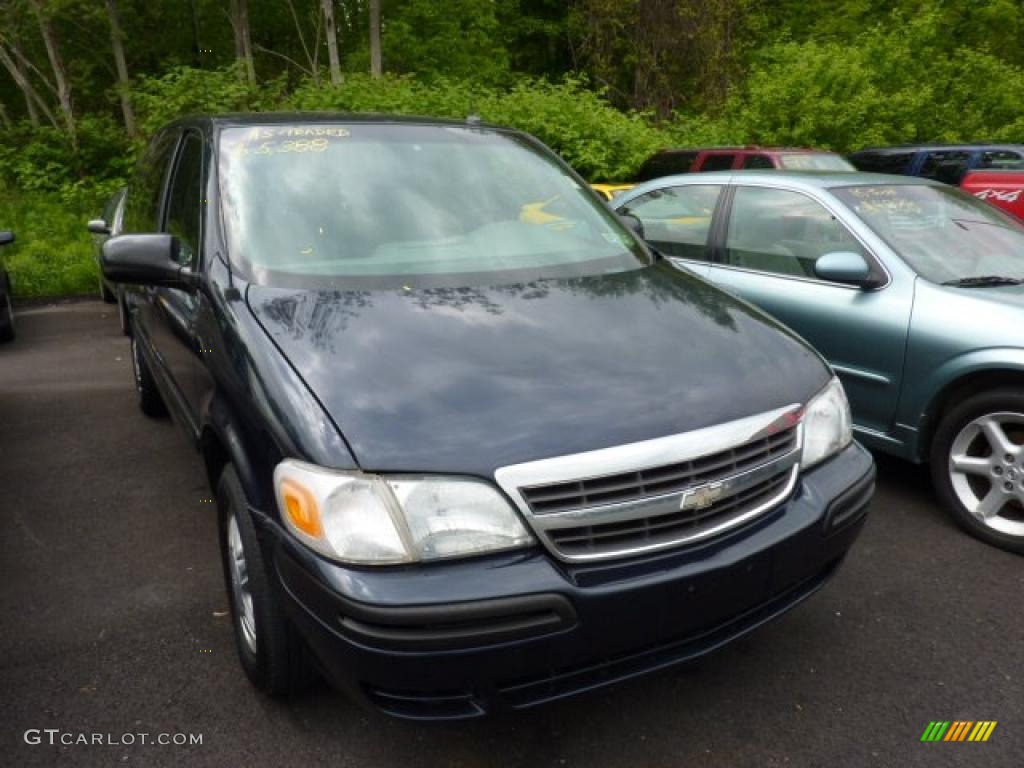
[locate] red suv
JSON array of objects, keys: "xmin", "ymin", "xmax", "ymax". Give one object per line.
[{"xmin": 635, "ymin": 146, "xmax": 853, "ymax": 181}]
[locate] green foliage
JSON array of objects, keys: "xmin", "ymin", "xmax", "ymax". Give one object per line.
[
  {"xmin": 291, "ymin": 74, "xmax": 667, "ymax": 180},
  {"xmin": 0, "ymin": 193, "xmax": 99, "ymax": 298},
  {"xmin": 378, "ymin": 0, "xmax": 511, "ymax": 83},
  {"xmin": 132, "ymin": 65, "xmax": 289, "ymax": 136},
  {"xmin": 728, "ymin": 12, "xmax": 1024, "ymax": 150}
]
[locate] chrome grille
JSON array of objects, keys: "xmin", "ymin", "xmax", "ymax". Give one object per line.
[
  {"xmin": 521, "ymin": 429, "xmax": 797, "ymax": 515},
  {"xmin": 494, "ymin": 405, "xmax": 803, "ymax": 563},
  {"xmin": 545, "ymin": 470, "xmax": 792, "ymax": 559}
]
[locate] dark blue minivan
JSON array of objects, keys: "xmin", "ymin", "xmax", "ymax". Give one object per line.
[{"xmin": 101, "ymin": 114, "xmax": 875, "ymax": 720}]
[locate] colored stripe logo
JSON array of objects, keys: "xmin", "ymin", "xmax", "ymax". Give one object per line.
[{"xmin": 920, "ymin": 721, "xmax": 997, "ymax": 742}]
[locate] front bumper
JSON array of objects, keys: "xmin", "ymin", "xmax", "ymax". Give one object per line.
[{"xmin": 263, "ymin": 442, "xmax": 874, "ymax": 720}]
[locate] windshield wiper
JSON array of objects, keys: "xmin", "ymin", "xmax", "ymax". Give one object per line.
[{"xmin": 942, "ymin": 275, "xmax": 1024, "ymax": 287}]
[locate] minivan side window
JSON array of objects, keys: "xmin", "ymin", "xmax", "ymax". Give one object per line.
[
  {"xmin": 700, "ymin": 154, "xmax": 735, "ymax": 172},
  {"xmin": 164, "ymin": 133, "xmax": 203, "ymax": 268},
  {"xmin": 123, "ymin": 131, "xmax": 178, "ymax": 233},
  {"xmin": 919, "ymin": 150, "xmax": 972, "ymax": 185},
  {"xmin": 636, "ymin": 151, "xmax": 698, "ymax": 181},
  {"xmin": 741, "ymin": 154, "xmax": 775, "ymax": 170},
  {"xmin": 850, "ymin": 151, "xmax": 913, "ymax": 175},
  {"xmin": 979, "ymin": 150, "xmax": 1024, "ymax": 170},
  {"xmin": 620, "ymin": 185, "xmax": 722, "ymax": 261},
  {"xmin": 725, "ymin": 186, "xmax": 866, "ymax": 279}
]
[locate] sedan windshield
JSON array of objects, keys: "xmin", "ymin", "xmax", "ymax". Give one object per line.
[
  {"xmin": 833, "ymin": 184, "xmax": 1024, "ymax": 283},
  {"xmin": 217, "ymin": 123, "xmax": 647, "ymax": 288},
  {"xmin": 778, "ymin": 154, "xmax": 854, "ymax": 171}
]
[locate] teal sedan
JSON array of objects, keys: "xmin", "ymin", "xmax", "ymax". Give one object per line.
[{"xmin": 616, "ymin": 171, "xmax": 1024, "ymax": 554}]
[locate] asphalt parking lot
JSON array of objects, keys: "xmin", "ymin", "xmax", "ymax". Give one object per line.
[{"xmin": 1, "ymin": 300, "xmax": 1022, "ymax": 768}]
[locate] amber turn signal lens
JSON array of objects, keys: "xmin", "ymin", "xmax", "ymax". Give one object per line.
[{"xmin": 280, "ymin": 479, "xmax": 322, "ymax": 538}]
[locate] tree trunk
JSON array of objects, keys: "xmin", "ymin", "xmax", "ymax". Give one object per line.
[
  {"xmin": 29, "ymin": 0, "xmax": 75, "ymax": 144},
  {"xmin": 369, "ymin": 0, "xmax": 382, "ymax": 78},
  {"xmin": 6, "ymin": 45, "xmax": 39, "ymax": 126},
  {"xmin": 321, "ymin": 0, "xmax": 342, "ymax": 85},
  {"xmin": 104, "ymin": 0, "xmax": 136, "ymax": 139},
  {"xmin": 0, "ymin": 98, "xmax": 12, "ymax": 130},
  {"xmin": 228, "ymin": 0, "xmax": 256, "ymax": 84},
  {"xmin": 0, "ymin": 43, "xmax": 58, "ymax": 128}
]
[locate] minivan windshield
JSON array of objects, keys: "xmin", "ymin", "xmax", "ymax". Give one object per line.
[
  {"xmin": 218, "ymin": 123, "xmax": 648, "ymax": 288},
  {"xmin": 778, "ymin": 153, "xmax": 854, "ymax": 171},
  {"xmin": 833, "ymin": 184, "xmax": 1024, "ymax": 283}
]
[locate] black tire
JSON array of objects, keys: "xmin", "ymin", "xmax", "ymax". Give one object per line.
[
  {"xmin": 216, "ymin": 465, "xmax": 317, "ymax": 695},
  {"xmin": 99, "ymin": 275, "xmax": 116, "ymax": 303},
  {"xmin": 130, "ymin": 331, "xmax": 166, "ymax": 417},
  {"xmin": 930, "ymin": 388, "xmax": 1024, "ymax": 555},
  {"xmin": 0, "ymin": 288, "xmax": 14, "ymax": 343},
  {"xmin": 117, "ymin": 287, "xmax": 130, "ymax": 336}
]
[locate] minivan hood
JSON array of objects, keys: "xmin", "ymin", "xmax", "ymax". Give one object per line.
[{"xmin": 247, "ymin": 264, "xmax": 830, "ymax": 477}]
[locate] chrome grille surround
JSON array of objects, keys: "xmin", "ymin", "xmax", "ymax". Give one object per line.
[{"xmin": 494, "ymin": 405, "xmax": 803, "ymax": 563}]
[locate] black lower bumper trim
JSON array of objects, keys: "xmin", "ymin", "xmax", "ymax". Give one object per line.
[
  {"xmin": 824, "ymin": 464, "xmax": 875, "ymax": 535},
  {"xmin": 336, "ymin": 592, "xmax": 577, "ymax": 651},
  {"xmin": 496, "ymin": 557, "xmax": 841, "ymax": 710}
]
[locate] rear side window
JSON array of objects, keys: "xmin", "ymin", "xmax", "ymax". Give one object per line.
[
  {"xmin": 979, "ymin": 150, "xmax": 1024, "ymax": 170},
  {"xmin": 635, "ymin": 152, "xmax": 697, "ymax": 181},
  {"xmin": 849, "ymin": 151, "xmax": 914, "ymax": 175},
  {"xmin": 741, "ymin": 154, "xmax": 775, "ymax": 170},
  {"xmin": 699, "ymin": 154, "xmax": 736, "ymax": 172},
  {"xmin": 164, "ymin": 134, "xmax": 204, "ymax": 268},
  {"xmin": 619, "ymin": 185, "xmax": 722, "ymax": 261},
  {"xmin": 919, "ymin": 151, "xmax": 972, "ymax": 185},
  {"xmin": 124, "ymin": 131, "xmax": 179, "ymax": 233}
]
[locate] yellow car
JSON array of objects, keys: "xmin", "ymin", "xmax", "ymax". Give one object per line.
[{"xmin": 591, "ymin": 183, "xmax": 636, "ymax": 202}]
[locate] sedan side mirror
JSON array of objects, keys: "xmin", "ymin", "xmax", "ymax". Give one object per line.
[
  {"xmin": 0, "ymin": 231, "xmax": 14, "ymax": 246},
  {"xmin": 87, "ymin": 219, "xmax": 111, "ymax": 235},
  {"xmin": 101, "ymin": 234, "xmax": 199, "ymax": 291},
  {"xmin": 814, "ymin": 251, "xmax": 876, "ymax": 287}
]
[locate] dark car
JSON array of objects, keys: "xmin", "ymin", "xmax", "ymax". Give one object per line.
[
  {"xmin": 0, "ymin": 230, "xmax": 14, "ymax": 342},
  {"xmin": 101, "ymin": 114, "xmax": 874, "ymax": 719},
  {"xmin": 848, "ymin": 144, "xmax": 1024, "ymax": 185},
  {"xmin": 88, "ymin": 187, "xmax": 130, "ymax": 334},
  {"xmin": 635, "ymin": 146, "xmax": 853, "ymax": 182}
]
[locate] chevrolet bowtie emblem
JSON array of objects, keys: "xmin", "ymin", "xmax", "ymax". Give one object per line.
[{"xmin": 681, "ymin": 482, "xmax": 725, "ymax": 511}]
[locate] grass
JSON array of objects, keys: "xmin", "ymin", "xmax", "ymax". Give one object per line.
[{"xmin": 0, "ymin": 192, "xmax": 100, "ymax": 298}]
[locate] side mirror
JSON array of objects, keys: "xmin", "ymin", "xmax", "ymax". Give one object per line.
[
  {"xmin": 0, "ymin": 231, "xmax": 14, "ymax": 246},
  {"xmin": 814, "ymin": 251, "xmax": 875, "ymax": 287},
  {"xmin": 617, "ymin": 213, "xmax": 644, "ymax": 238},
  {"xmin": 87, "ymin": 219, "xmax": 111, "ymax": 235},
  {"xmin": 101, "ymin": 234, "xmax": 198, "ymax": 291}
]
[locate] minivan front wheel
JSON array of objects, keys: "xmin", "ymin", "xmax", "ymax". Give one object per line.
[
  {"xmin": 931, "ymin": 389, "xmax": 1024, "ymax": 554},
  {"xmin": 216, "ymin": 465, "xmax": 317, "ymax": 695}
]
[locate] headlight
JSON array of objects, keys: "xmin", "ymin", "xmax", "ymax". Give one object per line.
[
  {"xmin": 273, "ymin": 460, "xmax": 534, "ymax": 564},
  {"xmin": 800, "ymin": 377, "xmax": 853, "ymax": 469}
]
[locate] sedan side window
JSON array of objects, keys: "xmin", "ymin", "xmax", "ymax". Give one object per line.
[
  {"xmin": 621, "ymin": 185, "xmax": 722, "ymax": 261},
  {"xmin": 725, "ymin": 187, "xmax": 867, "ymax": 279},
  {"xmin": 164, "ymin": 134, "xmax": 203, "ymax": 269}
]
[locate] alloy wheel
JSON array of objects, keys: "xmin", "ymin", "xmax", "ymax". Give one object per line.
[
  {"xmin": 948, "ymin": 412, "xmax": 1024, "ymax": 538},
  {"xmin": 227, "ymin": 513, "xmax": 258, "ymax": 654}
]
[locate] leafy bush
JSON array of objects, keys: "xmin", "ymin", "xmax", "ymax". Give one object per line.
[
  {"xmin": 728, "ymin": 12, "xmax": 1024, "ymax": 150},
  {"xmin": 290, "ymin": 74, "xmax": 668, "ymax": 179},
  {"xmin": 0, "ymin": 193, "xmax": 99, "ymax": 298},
  {"xmin": 132, "ymin": 64, "xmax": 288, "ymax": 136}
]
